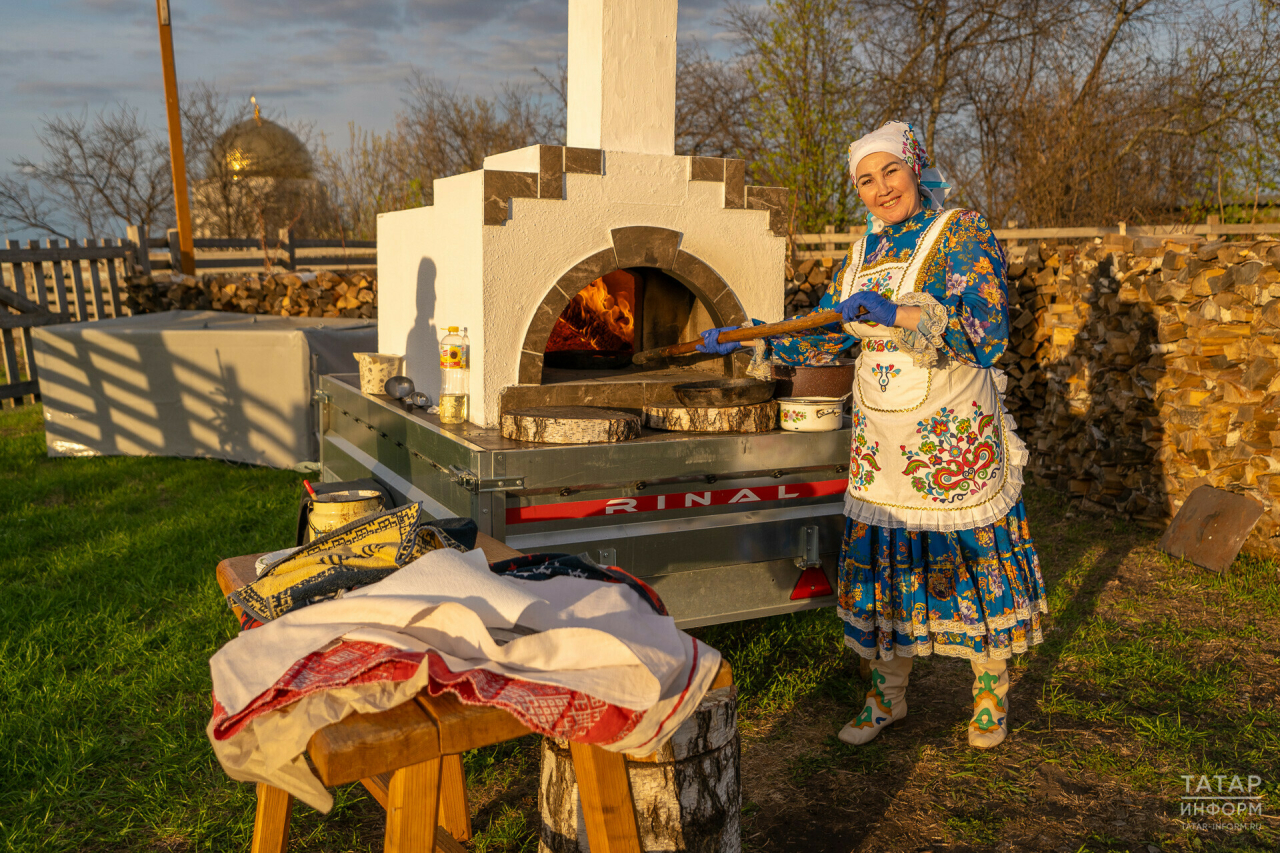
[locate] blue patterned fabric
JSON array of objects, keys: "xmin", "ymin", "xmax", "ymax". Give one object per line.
[
  {"xmin": 837, "ymin": 500, "xmax": 1048, "ymax": 661},
  {"xmin": 781, "ymin": 207, "xmax": 1045, "ymax": 660},
  {"xmin": 767, "ymin": 207, "xmax": 1010, "ymax": 367}
]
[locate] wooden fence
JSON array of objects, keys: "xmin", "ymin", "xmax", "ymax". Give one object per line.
[
  {"xmin": 136, "ymin": 227, "xmax": 376, "ymax": 274},
  {"xmin": 791, "ymin": 217, "xmax": 1280, "ymax": 260},
  {"xmin": 0, "ymin": 237, "xmax": 133, "ymax": 407},
  {"xmin": 1, "ymin": 229, "xmax": 377, "ymax": 407}
]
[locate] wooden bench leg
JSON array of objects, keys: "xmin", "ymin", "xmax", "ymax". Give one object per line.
[
  {"xmin": 384, "ymin": 757, "xmax": 442, "ymax": 853},
  {"xmin": 251, "ymin": 783, "xmax": 293, "ymax": 853},
  {"xmin": 568, "ymin": 741, "xmax": 642, "ymax": 853},
  {"xmin": 438, "ymin": 754, "xmax": 471, "ymax": 842}
]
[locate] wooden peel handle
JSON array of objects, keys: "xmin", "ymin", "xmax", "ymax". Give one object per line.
[{"xmin": 631, "ymin": 310, "xmax": 844, "ymax": 365}]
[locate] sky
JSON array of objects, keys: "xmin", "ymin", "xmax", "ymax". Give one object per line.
[{"xmin": 0, "ymin": 0, "xmax": 740, "ymax": 171}]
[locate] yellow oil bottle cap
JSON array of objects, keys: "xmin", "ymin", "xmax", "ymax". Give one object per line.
[{"xmin": 448, "ymin": 326, "xmax": 459, "ymax": 333}]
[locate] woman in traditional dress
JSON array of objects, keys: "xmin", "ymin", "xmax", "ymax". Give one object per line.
[{"xmin": 699, "ymin": 121, "xmax": 1048, "ymax": 749}]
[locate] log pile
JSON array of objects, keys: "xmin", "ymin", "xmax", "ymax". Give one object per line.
[
  {"xmin": 124, "ymin": 270, "xmax": 378, "ymax": 319},
  {"xmin": 999, "ymin": 235, "xmax": 1280, "ymax": 552},
  {"xmin": 784, "ymin": 257, "xmax": 838, "ymax": 315}
]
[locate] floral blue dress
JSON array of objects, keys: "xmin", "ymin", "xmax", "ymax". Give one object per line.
[{"xmin": 770, "ymin": 209, "xmax": 1048, "ymax": 662}]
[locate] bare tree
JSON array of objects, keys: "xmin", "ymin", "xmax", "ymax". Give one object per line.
[
  {"xmin": 0, "ymin": 105, "xmax": 172, "ymax": 240},
  {"xmin": 956, "ymin": 0, "xmax": 1280, "ymax": 225},
  {"xmin": 725, "ymin": 0, "xmax": 870, "ymax": 234},
  {"xmin": 315, "ymin": 123, "xmax": 423, "ymax": 241},
  {"xmin": 316, "ymin": 70, "xmax": 562, "ymax": 238},
  {"xmin": 676, "ymin": 42, "xmax": 757, "ymax": 160},
  {"xmin": 396, "ymin": 71, "xmax": 560, "ymax": 194}
]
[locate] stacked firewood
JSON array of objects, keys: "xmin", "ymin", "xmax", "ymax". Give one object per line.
[
  {"xmin": 785, "ymin": 257, "xmax": 838, "ymax": 314},
  {"xmin": 125, "ymin": 270, "xmax": 378, "ymax": 319},
  {"xmin": 1000, "ymin": 236, "xmax": 1280, "ymax": 550}
]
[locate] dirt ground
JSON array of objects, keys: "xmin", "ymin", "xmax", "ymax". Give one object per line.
[{"xmin": 722, "ymin": 494, "xmax": 1280, "ymax": 853}]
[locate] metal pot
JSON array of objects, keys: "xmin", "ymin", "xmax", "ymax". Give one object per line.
[
  {"xmin": 306, "ymin": 489, "xmax": 384, "ymax": 541},
  {"xmin": 771, "ymin": 359, "xmax": 855, "ymax": 398},
  {"xmin": 777, "ymin": 396, "xmax": 846, "ymax": 432}
]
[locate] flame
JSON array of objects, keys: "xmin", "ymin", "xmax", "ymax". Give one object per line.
[{"xmin": 546, "ymin": 271, "xmax": 637, "ymax": 352}]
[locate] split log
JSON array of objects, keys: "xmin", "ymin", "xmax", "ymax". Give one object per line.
[
  {"xmin": 501, "ymin": 406, "xmax": 641, "ymax": 444},
  {"xmin": 539, "ymin": 685, "xmax": 740, "ymax": 853},
  {"xmin": 643, "ymin": 401, "xmax": 777, "ymax": 433}
]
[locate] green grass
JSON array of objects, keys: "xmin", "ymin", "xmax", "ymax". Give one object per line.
[
  {"xmin": 3, "ymin": 401, "xmax": 1279, "ymax": 853},
  {"xmin": 0, "ymin": 404, "xmax": 547, "ymax": 852},
  {"xmin": 0, "ymin": 404, "xmax": 307, "ymax": 851}
]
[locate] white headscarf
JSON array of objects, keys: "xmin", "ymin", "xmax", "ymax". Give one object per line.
[{"xmin": 847, "ymin": 120, "xmax": 951, "ymax": 234}]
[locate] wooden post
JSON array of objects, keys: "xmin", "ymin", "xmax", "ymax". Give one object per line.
[
  {"xmin": 126, "ymin": 225, "xmax": 151, "ymax": 277},
  {"xmin": 822, "ymin": 224, "xmax": 836, "ymax": 259},
  {"xmin": 1206, "ymin": 214, "xmax": 1220, "ymax": 242},
  {"xmin": 25, "ymin": 240, "xmax": 49, "ymax": 311},
  {"xmin": 250, "ymin": 783, "xmax": 292, "ymax": 853},
  {"xmin": 278, "ymin": 227, "xmax": 295, "ymax": 271},
  {"xmin": 155, "ymin": 0, "xmax": 195, "ymax": 276},
  {"xmin": 46, "ymin": 238, "xmax": 68, "ymax": 315},
  {"xmin": 1006, "ymin": 220, "xmax": 1019, "ymax": 250},
  {"xmin": 167, "ymin": 228, "xmax": 183, "ymax": 275}
]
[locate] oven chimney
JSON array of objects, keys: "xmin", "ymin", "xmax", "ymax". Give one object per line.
[{"xmin": 567, "ymin": 0, "xmax": 677, "ymax": 156}]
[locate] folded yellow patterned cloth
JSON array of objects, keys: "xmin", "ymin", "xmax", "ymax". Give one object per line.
[{"xmin": 228, "ymin": 503, "xmax": 463, "ymax": 624}]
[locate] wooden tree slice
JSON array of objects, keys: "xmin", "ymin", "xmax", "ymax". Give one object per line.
[
  {"xmin": 501, "ymin": 406, "xmax": 641, "ymax": 444},
  {"xmin": 643, "ymin": 400, "xmax": 777, "ymax": 433}
]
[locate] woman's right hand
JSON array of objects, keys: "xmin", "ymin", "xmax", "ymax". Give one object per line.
[{"xmin": 695, "ymin": 326, "xmax": 742, "ymax": 355}]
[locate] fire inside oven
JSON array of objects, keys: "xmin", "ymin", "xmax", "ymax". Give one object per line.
[
  {"xmin": 545, "ymin": 270, "xmax": 640, "ymax": 369},
  {"xmin": 542, "ymin": 267, "xmax": 707, "ymax": 372}
]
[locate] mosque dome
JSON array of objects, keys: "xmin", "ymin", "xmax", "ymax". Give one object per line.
[{"xmin": 211, "ymin": 110, "xmax": 313, "ymax": 180}]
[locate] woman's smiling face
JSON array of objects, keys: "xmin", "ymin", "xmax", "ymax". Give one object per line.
[{"xmin": 854, "ymin": 152, "xmax": 922, "ymax": 225}]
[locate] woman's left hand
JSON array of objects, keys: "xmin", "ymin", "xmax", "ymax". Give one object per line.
[{"xmin": 837, "ymin": 291, "xmax": 898, "ymax": 326}]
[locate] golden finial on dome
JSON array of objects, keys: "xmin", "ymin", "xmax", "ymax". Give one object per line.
[{"xmin": 251, "ymin": 94, "xmax": 261, "ymax": 126}]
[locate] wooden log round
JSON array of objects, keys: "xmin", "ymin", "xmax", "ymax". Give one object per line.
[
  {"xmin": 538, "ymin": 686, "xmax": 741, "ymax": 853},
  {"xmin": 501, "ymin": 406, "xmax": 641, "ymax": 444},
  {"xmin": 643, "ymin": 400, "xmax": 777, "ymax": 433}
]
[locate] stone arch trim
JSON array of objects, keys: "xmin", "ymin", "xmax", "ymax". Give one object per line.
[{"xmin": 517, "ymin": 226, "xmax": 748, "ymax": 384}]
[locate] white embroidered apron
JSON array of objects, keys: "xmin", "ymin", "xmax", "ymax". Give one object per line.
[{"xmin": 837, "ymin": 210, "xmax": 1027, "ymax": 532}]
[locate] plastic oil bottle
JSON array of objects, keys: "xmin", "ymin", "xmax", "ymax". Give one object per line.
[{"xmin": 438, "ymin": 326, "xmax": 469, "ymax": 423}]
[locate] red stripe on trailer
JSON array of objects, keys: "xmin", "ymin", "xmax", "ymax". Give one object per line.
[{"xmin": 506, "ymin": 478, "xmax": 848, "ymax": 524}]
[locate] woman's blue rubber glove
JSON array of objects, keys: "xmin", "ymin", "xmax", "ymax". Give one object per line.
[
  {"xmin": 837, "ymin": 291, "xmax": 898, "ymax": 326},
  {"xmin": 695, "ymin": 326, "xmax": 742, "ymax": 355}
]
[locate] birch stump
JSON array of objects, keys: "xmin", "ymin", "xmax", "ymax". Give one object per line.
[
  {"xmin": 643, "ymin": 401, "xmax": 777, "ymax": 433},
  {"xmin": 539, "ymin": 686, "xmax": 740, "ymax": 853},
  {"xmin": 501, "ymin": 407, "xmax": 641, "ymax": 444}
]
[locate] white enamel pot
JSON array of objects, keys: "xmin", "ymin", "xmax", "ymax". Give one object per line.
[{"xmin": 777, "ymin": 395, "xmax": 847, "ymax": 432}]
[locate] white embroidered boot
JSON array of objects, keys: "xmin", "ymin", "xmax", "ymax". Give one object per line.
[
  {"xmin": 968, "ymin": 657, "xmax": 1009, "ymax": 749},
  {"xmin": 839, "ymin": 655, "xmax": 911, "ymax": 745}
]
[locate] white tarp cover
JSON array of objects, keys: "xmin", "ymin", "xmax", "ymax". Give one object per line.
[{"xmin": 32, "ymin": 310, "xmax": 377, "ymax": 468}]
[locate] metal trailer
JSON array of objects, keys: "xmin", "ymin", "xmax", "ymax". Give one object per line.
[{"xmin": 317, "ymin": 374, "xmax": 851, "ymax": 628}]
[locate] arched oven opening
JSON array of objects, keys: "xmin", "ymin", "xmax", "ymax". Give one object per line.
[
  {"xmin": 501, "ymin": 263, "xmax": 749, "ymax": 415},
  {"xmin": 542, "ymin": 266, "xmax": 724, "ymax": 381}
]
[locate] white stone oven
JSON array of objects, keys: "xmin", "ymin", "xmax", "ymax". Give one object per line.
[{"xmin": 377, "ymin": 0, "xmax": 790, "ymax": 427}]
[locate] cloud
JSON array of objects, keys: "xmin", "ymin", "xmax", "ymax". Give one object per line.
[
  {"xmin": 289, "ymin": 35, "xmax": 391, "ymax": 68},
  {"xmin": 78, "ymin": 0, "xmax": 150, "ymax": 15},
  {"xmin": 211, "ymin": 0, "xmax": 402, "ymax": 30},
  {"xmin": 0, "ymin": 48, "xmax": 95, "ymax": 65},
  {"xmin": 11, "ymin": 79, "xmax": 134, "ymax": 108}
]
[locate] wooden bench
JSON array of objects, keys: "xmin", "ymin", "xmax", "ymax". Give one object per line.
[{"xmin": 215, "ymin": 533, "xmax": 731, "ymax": 853}]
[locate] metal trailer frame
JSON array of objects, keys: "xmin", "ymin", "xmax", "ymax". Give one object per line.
[{"xmin": 318, "ymin": 374, "xmax": 852, "ymax": 628}]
